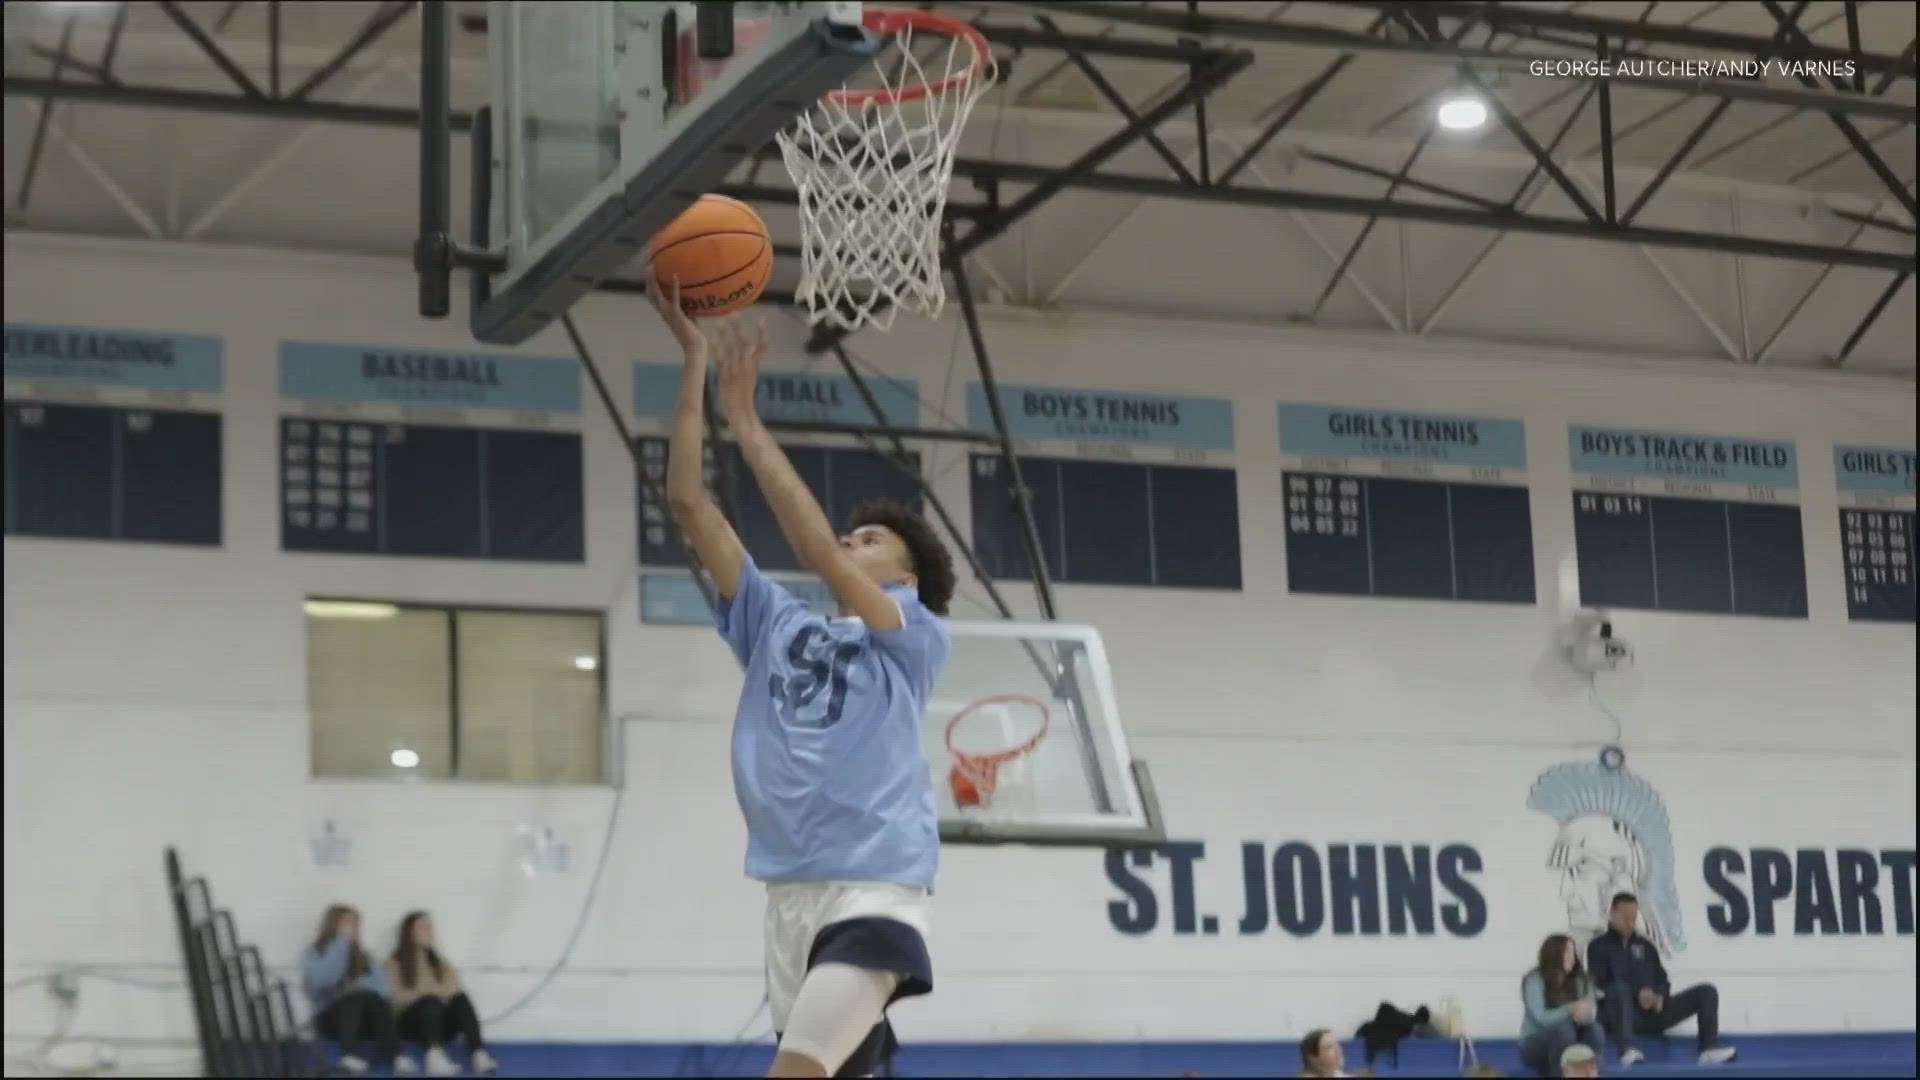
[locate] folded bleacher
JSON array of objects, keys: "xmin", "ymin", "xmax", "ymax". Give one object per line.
[{"xmin": 166, "ymin": 847, "xmax": 313, "ymax": 1078}]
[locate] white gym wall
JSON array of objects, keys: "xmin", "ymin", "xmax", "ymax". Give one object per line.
[
  {"xmin": 3, "ymin": 0, "xmax": 1915, "ymax": 1070},
  {"xmin": 4, "ymin": 236, "xmax": 1913, "ymax": 1049}
]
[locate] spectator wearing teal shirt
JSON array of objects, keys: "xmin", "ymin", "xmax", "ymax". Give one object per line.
[{"xmin": 1520, "ymin": 933, "xmax": 1601, "ymax": 1078}]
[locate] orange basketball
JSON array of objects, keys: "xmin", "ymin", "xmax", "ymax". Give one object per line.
[{"xmin": 647, "ymin": 194, "xmax": 772, "ymax": 319}]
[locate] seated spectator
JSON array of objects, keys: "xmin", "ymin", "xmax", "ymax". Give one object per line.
[
  {"xmin": 387, "ymin": 911, "xmax": 499, "ymax": 1076},
  {"xmin": 301, "ymin": 904, "xmax": 411, "ymax": 1075},
  {"xmin": 1299, "ymin": 1029, "xmax": 1349, "ymax": 1077},
  {"xmin": 1521, "ymin": 933, "xmax": 1601, "ymax": 1078},
  {"xmin": 1586, "ymin": 892, "xmax": 1737, "ymax": 1068},
  {"xmin": 1559, "ymin": 1043, "xmax": 1600, "ymax": 1078}
]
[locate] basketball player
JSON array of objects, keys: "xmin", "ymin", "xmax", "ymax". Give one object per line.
[{"xmin": 650, "ymin": 277, "xmax": 957, "ymax": 1079}]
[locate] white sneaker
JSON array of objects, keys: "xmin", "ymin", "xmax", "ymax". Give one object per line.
[
  {"xmin": 471, "ymin": 1048, "xmax": 501, "ymax": 1075},
  {"xmin": 337, "ymin": 1055, "xmax": 370, "ymax": 1076},
  {"xmin": 425, "ymin": 1046, "xmax": 461, "ymax": 1076},
  {"xmin": 1700, "ymin": 1046, "xmax": 1739, "ymax": 1065},
  {"xmin": 1619, "ymin": 1047, "xmax": 1645, "ymax": 1068},
  {"xmin": 394, "ymin": 1054, "xmax": 421, "ymax": 1075}
]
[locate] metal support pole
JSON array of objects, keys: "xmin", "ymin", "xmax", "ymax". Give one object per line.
[
  {"xmin": 189, "ymin": 58, "xmax": 400, "ymax": 238},
  {"xmin": 1623, "ymin": 0, "xmax": 1810, "ymax": 225},
  {"xmin": 1755, "ymin": 238, "xmax": 1857, "ymax": 361},
  {"xmin": 1188, "ymin": 0, "xmax": 1211, "ymax": 185},
  {"xmin": 21, "ymin": 46, "xmax": 114, "ymax": 86},
  {"xmin": 155, "ymin": 0, "xmax": 266, "ymax": 100},
  {"xmin": 1302, "ymin": 150, "xmax": 1509, "ymax": 212},
  {"xmin": 947, "ymin": 48, "xmax": 1252, "ymax": 265},
  {"xmin": 1870, "ymin": 40, "xmax": 1914, "ymax": 96},
  {"xmin": 17, "ymin": 16, "xmax": 77, "ymax": 214},
  {"xmin": 101, "ymin": 1, "xmax": 130, "ymax": 80},
  {"xmin": 1422, "ymin": 173, "xmax": 1558, "ymax": 335},
  {"xmin": 1457, "ymin": 67, "xmax": 1604, "ymax": 225},
  {"xmin": 948, "ymin": 246, "xmax": 1110, "ymax": 811},
  {"xmin": 1565, "ymin": 168, "xmax": 1743, "ymax": 361},
  {"xmin": 27, "ymin": 102, "xmax": 164, "ymax": 237},
  {"xmin": 414, "ymin": 0, "xmax": 452, "ymax": 319},
  {"xmin": 1828, "ymin": 207, "xmax": 1915, "ymax": 237},
  {"xmin": 1621, "ymin": 98, "xmax": 1731, "ymax": 225},
  {"xmin": 1506, "ymin": 72, "xmax": 1598, "ymax": 208},
  {"xmin": 1287, "ymin": 208, "xmax": 1405, "ymax": 331},
  {"xmin": 1732, "ymin": 194, "xmax": 1752, "ymax": 362},
  {"xmin": 1311, "ymin": 124, "xmax": 1434, "ymax": 317},
  {"xmin": 1034, "ymin": 14, "xmax": 1198, "ymax": 186},
  {"xmin": 562, "ymin": 314, "xmax": 722, "ymax": 618},
  {"xmin": 1760, "ymin": 0, "xmax": 1920, "ymax": 220},
  {"xmin": 949, "ymin": 231, "xmax": 1058, "ymax": 621},
  {"xmin": 1844, "ymin": 0, "xmax": 1865, "ymax": 93},
  {"xmin": 288, "ymin": 0, "xmax": 417, "ymax": 102},
  {"xmin": 1833, "ymin": 271, "xmax": 1910, "ymax": 365},
  {"xmin": 1596, "ymin": 38, "xmax": 1616, "ymax": 223},
  {"xmin": 825, "ymin": 343, "xmax": 1023, "ymax": 620},
  {"xmin": 1217, "ymin": 16, "xmax": 1384, "ymax": 186}
]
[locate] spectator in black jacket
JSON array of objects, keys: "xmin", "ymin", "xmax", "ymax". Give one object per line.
[{"xmin": 1586, "ymin": 892, "xmax": 1737, "ymax": 1068}]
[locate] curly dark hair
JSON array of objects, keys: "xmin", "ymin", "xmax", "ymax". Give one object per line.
[{"xmin": 847, "ymin": 500, "xmax": 955, "ymax": 616}]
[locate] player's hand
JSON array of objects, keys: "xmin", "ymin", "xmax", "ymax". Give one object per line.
[
  {"xmin": 1637, "ymin": 988, "xmax": 1661, "ymax": 1011},
  {"xmin": 712, "ymin": 316, "xmax": 768, "ymax": 428},
  {"xmin": 649, "ymin": 273, "xmax": 706, "ymax": 360}
]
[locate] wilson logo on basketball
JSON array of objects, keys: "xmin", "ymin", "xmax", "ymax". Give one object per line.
[{"xmin": 680, "ymin": 281, "xmax": 760, "ymax": 312}]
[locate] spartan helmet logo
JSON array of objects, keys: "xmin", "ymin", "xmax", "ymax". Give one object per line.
[{"xmin": 1528, "ymin": 760, "xmax": 1684, "ymax": 957}]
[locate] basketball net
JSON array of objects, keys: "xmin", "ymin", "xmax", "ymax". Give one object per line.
[{"xmin": 777, "ymin": 10, "xmax": 994, "ymax": 333}]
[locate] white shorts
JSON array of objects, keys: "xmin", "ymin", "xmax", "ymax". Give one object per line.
[{"xmin": 763, "ymin": 881, "xmax": 932, "ymax": 1031}]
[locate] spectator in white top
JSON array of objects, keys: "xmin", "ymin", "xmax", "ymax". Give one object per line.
[{"xmin": 386, "ymin": 911, "xmax": 498, "ymax": 1076}]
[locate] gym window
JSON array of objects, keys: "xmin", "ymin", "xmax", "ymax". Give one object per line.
[{"xmin": 306, "ymin": 599, "xmax": 605, "ymax": 783}]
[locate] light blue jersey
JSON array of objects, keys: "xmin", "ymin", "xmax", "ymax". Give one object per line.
[{"xmin": 716, "ymin": 559, "xmax": 948, "ymax": 888}]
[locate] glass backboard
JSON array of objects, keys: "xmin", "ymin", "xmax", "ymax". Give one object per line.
[
  {"xmin": 475, "ymin": 2, "xmax": 873, "ymax": 346},
  {"xmin": 932, "ymin": 621, "xmax": 1163, "ymax": 847}
]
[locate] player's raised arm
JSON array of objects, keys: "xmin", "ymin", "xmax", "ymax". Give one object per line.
[
  {"xmin": 711, "ymin": 318, "xmax": 905, "ymax": 632},
  {"xmin": 652, "ymin": 276, "xmax": 749, "ymax": 599}
]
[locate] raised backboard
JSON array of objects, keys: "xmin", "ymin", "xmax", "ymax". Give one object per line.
[
  {"xmin": 474, "ymin": 2, "xmax": 873, "ymax": 345},
  {"xmin": 933, "ymin": 620, "xmax": 1163, "ymax": 847}
]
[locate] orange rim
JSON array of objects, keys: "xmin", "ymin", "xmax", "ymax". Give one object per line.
[
  {"xmin": 946, "ymin": 692, "xmax": 1050, "ymax": 775},
  {"xmin": 825, "ymin": 7, "xmax": 991, "ymax": 107}
]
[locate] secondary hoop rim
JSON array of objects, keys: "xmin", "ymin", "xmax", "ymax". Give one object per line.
[
  {"xmin": 945, "ymin": 692, "xmax": 1051, "ymax": 770},
  {"xmin": 825, "ymin": 7, "xmax": 992, "ymax": 107}
]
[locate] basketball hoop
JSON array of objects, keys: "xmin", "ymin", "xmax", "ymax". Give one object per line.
[
  {"xmin": 777, "ymin": 7, "xmax": 994, "ymax": 333},
  {"xmin": 946, "ymin": 693, "xmax": 1049, "ymax": 809}
]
